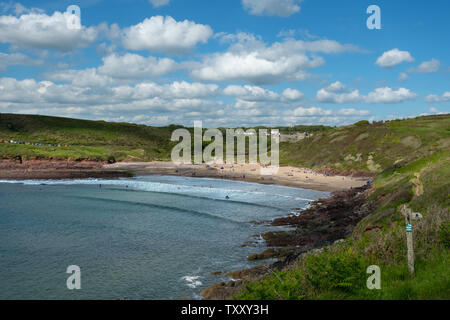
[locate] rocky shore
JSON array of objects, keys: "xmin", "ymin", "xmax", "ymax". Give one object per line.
[{"xmin": 200, "ymin": 184, "xmax": 373, "ymax": 300}]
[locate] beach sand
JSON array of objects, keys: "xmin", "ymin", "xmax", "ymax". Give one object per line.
[{"xmin": 104, "ymin": 162, "xmax": 370, "ymax": 192}]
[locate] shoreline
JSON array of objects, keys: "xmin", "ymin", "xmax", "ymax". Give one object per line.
[
  {"xmin": 0, "ymin": 160, "xmax": 371, "ymax": 192},
  {"xmin": 0, "ymin": 158, "xmax": 375, "ymax": 300},
  {"xmin": 104, "ymin": 162, "xmax": 371, "ymax": 192},
  {"xmin": 200, "ymin": 184, "xmax": 374, "ymax": 300}
]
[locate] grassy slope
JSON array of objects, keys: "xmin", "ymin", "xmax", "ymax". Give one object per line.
[
  {"xmin": 281, "ymin": 116, "xmax": 450, "ymax": 172},
  {"xmin": 0, "ymin": 113, "xmax": 179, "ymax": 161},
  {"xmin": 237, "ymin": 114, "xmax": 450, "ymax": 300}
]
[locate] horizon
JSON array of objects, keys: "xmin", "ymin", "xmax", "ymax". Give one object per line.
[
  {"xmin": 0, "ymin": 0, "xmax": 449, "ymax": 128},
  {"xmin": 1, "ymin": 111, "xmax": 449, "ymax": 130}
]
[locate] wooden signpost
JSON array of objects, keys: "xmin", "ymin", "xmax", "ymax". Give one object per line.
[{"xmin": 401, "ymin": 205, "xmax": 423, "ymax": 275}]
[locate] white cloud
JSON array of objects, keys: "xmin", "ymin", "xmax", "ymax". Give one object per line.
[
  {"xmin": 46, "ymin": 68, "xmax": 115, "ymax": 87},
  {"xmin": 115, "ymin": 81, "xmax": 219, "ymax": 100},
  {"xmin": 98, "ymin": 53, "xmax": 178, "ymax": 79},
  {"xmin": 149, "ymin": 0, "xmax": 170, "ymax": 8},
  {"xmin": 0, "ymin": 52, "xmax": 42, "ymax": 72},
  {"xmin": 0, "ymin": 77, "xmax": 219, "ymax": 107},
  {"xmin": 242, "ymin": 0, "xmax": 302, "ymax": 17},
  {"xmin": 47, "ymin": 53, "xmax": 178, "ymax": 85},
  {"xmin": 365, "ymin": 87, "xmax": 418, "ymax": 104},
  {"xmin": 282, "ymin": 88, "xmax": 304, "ymax": 100},
  {"xmin": 316, "ymin": 82, "xmax": 418, "ymax": 104},
  {"xmin": 316, "ymin": 82, "xmax": 362, "ymax": 103},
  {"xmin": 0, "ymin": 11, "xmax": 97, "ymax": 51},
  {"xmin": 223, "ymin": 85, "xmax": 303, "ymax": 102},
  {"xmin": 122, "ymin": 16, "xmax": 213, "ymax": 53},
  {"xmin": 0, "ymin": 76, "xmax": 373, "ymax": 128},
  {"xmin": 408, "ymin": 59, "xmax": 441, "ymax": 73},
  {"xmin": 425, "ymin": 92, "xmax": 450, "ymax": 103},
  {"xmin": 291, "ymin": 107, "xmax": 369, "ymax": 117},
  {"xmin": 376, "ymin": 49, "xmax": 414, "ymax": 68},
  {"xmin": 191, "ymin": 51, "xmax": 318, "ymax": 84},
  {"xmin": 191, "ymin": 38, "xmax": 358, "ymax": 84},
  {"xmin": 223, "ymin": 85, "xmax": 279, "ymax": 101}
]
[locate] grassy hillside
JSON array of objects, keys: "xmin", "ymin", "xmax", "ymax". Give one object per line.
[
  {"xmin": 0, "ymin": 113, "xmax": 178, "ymax": 161},
  {"xmin": 237, "ymin": 115, "xmax": 450, "ymax": 300},
  {"xmin": 281, "ymin": 115, "xmax": 450, "ymax": 173},
  {"xmin": 2, "ymin": 113, "xmax": 448, "ymax": 174}
]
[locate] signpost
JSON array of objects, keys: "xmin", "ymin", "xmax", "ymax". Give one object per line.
[{"xmin": 401, "ymin": 205, "xmax": 423, "ymax": 275}]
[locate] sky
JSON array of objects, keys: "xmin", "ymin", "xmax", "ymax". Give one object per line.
[{"xmin": 0, "ymin": 0, "xmax": 449, "ymax": 127}]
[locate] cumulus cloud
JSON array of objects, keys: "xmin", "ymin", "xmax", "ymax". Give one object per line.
[
  {"xmin": 365, "ymin": 87, "xmax": 418, "ymax": 104},
  {"xmin": 0, "ymin": 77, "xmax": 223, "ymax": 123},
  {"xmin": 191, "ymin": 37, "xmax": 359, "ymax": 84},
  {"xmin": 292, "ymin": 107, "xmax": 369, "ymax": 117},
  {"xmin": 0, "ymin": 52, "xmax": 42, "ymax": 72},
  {"xmin": 47, "ymin": 53, "xmax": 178, "ymax": 85},
  {"xmin": 223, "ymin": 85, "xmax": 303, "ymax": 102},
  {"xmin": 282, "ymin": 88, "xmax": 304, "ymax": 100},
  {"xmin": 425, "ymin": 92, "xmax": 450, "ymax": 103},
  {"xmin": 122, "ymin": 16, "xmax": 213, "ymax": 53},
  {"xmin": 0, "ymin": 75, "xmax": 373, "ymax": 127},
  {"xmin": 113, "ymin": 81, "xmax": 219, "ymax": 100},
  {"xmin": 46, "ymin": 68, "xmax": 115, "ymax": 88},
  {"xmin": 242, "ymin": 0, "xmax": 302, "ymax": 17},
  {"xmin": 408, "ymin": 59, "xmax": 441, "ymax": 73},
  {"xmin": 376, "ymin": 49, "xmax": 414, "ymax": 68},
  {"xmin": 0, "ymin": 11, "xmax": 97, "ymax": 51},
  {"xmin": 149, "ymin": 0, "xmax": 170, "ymax": 8},
  {"xmin": 98, "ymin": 53, "xmax": 178, "ymax": 79},
  {"xmin": 316, "ymin": 82, "xmax": 362, "ymax": 103},
  {"xmin": 223, "ymin": 85, "xmax": 280, "ymax": 101},
  {"xmin": 316, "ymin": 82, "xmax": 418, "ymax": 104}
]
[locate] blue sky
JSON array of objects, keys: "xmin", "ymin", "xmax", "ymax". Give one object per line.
[{"xmin": 0, "ymin": 0, "xmax": 448, "ymax": 127}]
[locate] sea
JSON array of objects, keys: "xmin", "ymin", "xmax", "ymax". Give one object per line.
[{"xmin": 0, "ymin": 175, "xmax": 328, "ymax": 300}]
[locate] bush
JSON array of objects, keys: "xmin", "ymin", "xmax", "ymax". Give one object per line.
[{"xmin": 303, "ymin": 247, "xmax": 366, "ymax": 294}]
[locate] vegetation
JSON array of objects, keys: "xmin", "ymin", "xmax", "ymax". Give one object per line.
[
  {"xmin": 0, "ymin": 113, "xmax": 177, "ymax": 161},
  {"xmin": 237, "ymin": 115, "xmax": 450, "ymax": 300},
  {"xmin": 1, "ymin": 112, "xmax": 449, "ymax": 299},
  {"xmin": 280, "ymin": 115, "xmax": 450, "ymax": 172}
]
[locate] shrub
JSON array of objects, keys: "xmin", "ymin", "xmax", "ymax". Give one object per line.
[{"xmin": 303, "ymin": 247, "xmax": 366, "ymax": 294}]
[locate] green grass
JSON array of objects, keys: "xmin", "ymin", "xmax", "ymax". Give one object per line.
[
  {"xmin": 280, "ymin": 114, "xmax": 450, "ymax": 172},
  {"xmin": 235, "ymin": 114, "xmax": 450, "ymax": 300},
  {"xmin": 0, "ymin": 113, "xmax": 178, "ymax": 161}
]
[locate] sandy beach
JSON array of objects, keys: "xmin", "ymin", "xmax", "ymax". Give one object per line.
[{"xmin": 104, "ymin": 162, "xmax": 370, "ymax": 192}]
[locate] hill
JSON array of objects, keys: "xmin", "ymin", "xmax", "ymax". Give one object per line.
[
  {"xmin": 236, "ymin": 114, "xmax": 450, "ymax": 300},
  {"xmin": 0, "ymin": 113, "xmax": 178, "ymax": 162}
]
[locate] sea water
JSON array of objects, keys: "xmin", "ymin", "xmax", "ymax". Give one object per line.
[{"xmin": 0, "ymin": 175, "xmax": 328, "ymax": 300}]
